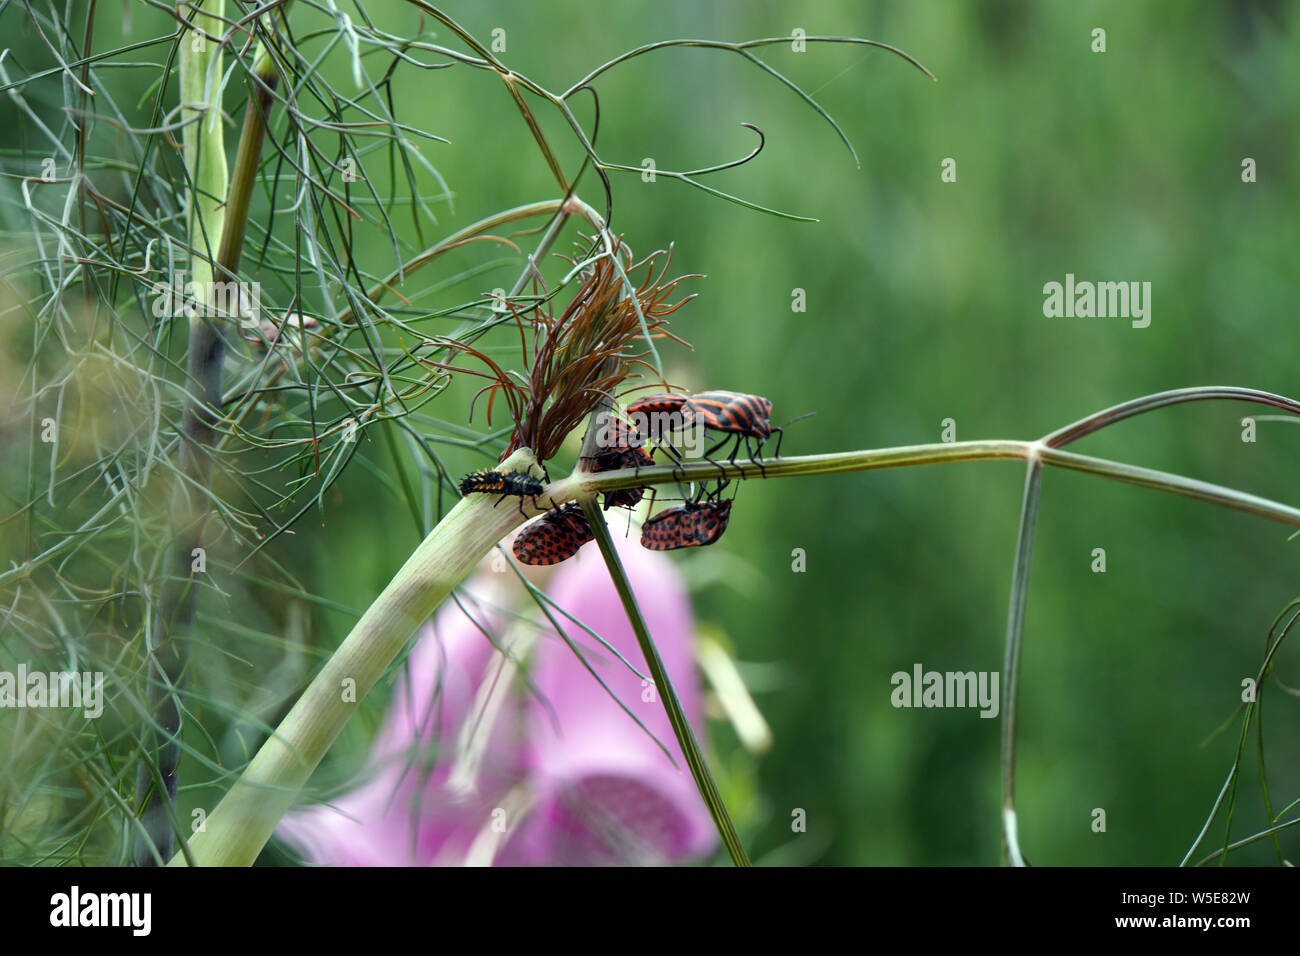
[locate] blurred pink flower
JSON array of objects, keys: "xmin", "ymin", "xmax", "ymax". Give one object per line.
[{"xmin": 277, "ymin": 534, "xmax": 716, "ymax": 866}]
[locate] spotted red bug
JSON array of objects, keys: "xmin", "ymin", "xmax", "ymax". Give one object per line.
[
  {"xmin": 640, "ymin": 499, "xmax": 733, "ymax": 551},
  {"xmin": 513, "ymin": 504, "xmax": 594, "ymax": 565}
]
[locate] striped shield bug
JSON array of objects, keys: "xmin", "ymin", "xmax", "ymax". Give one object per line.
[
  {"xmin": 591, "ymin": 441, "xmax": 655, "ymax": 510},
  {"xmin": 622, "ymin": 392, "xmax": 693, "ymax": 479},
  {"xmin": 624, "ymin": 393, "xmax": 689, "ymax": 417},
  {"xmin": 685, "ymin": 391, "xmax": 773, "ymax": 440},
  {"xmin": 684, "ymin": 390, "xmax": 782, "ymax": 475}
]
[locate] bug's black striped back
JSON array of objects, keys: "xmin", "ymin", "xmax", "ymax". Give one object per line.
[
  {"xmin": 625, "ymin": 393, "xmax": 689, "ymax": 417},
  {"xmin": 685, "ymin": 390, "xmax": 773, "ymax": 439}
]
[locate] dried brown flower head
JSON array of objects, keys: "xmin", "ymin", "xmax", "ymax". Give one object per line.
[{"xmin": 426, "ymin": 239, "xmax": 695, "ymax": 463}]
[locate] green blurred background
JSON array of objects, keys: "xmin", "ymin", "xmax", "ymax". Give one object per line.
[
  {"xmin": 309, "ymin": 0, "xmax": 1300, "ymax": 865},
  {"xmin": 7, "ymin": 0, "xmax": 1300, "ymax": 865}
]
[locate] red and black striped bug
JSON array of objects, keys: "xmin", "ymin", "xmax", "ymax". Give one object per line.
[
  {"xmin": 513, "ymin": 504, "xmax": 594, "ymax": 565},
  {"xmin": 459, "ymin": 468, "xmax": 547, "ymax": 515},
  {"xmin": 685, "ymin": 391, "xmax": 773, "ymax": 441},
  {"xmin": 590, "ymin": 441, "xmax": 655, "ymax": 510},
  {"xmin": 640, "ymin": 498, "xmax": 734, "ymax": 551},
  {"xmin": 623, "ymin": 392, "xmax": 693, "ymax": 478},
  {"xmin": 683, "ymin": 390, "xmax": 781, "ymax": 476},
  {"xmin": 624, "ymin": 393, "xmax": 688, "ymax": 417}
]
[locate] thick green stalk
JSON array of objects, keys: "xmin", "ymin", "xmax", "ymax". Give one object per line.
[
  {"xmin": 134, "ymin": 0, "xmax": 228, "ymax": 866},
  {"xmin": 171, "ymin": 451, "xmax": 543, "ymax": 866},
  {"xmin": 137, "ymin": 13, "xmax": 289, "ymax": 864},
  {"xmin": 181, "ymin": 1, "xmax": 227, "ymax": 289}
]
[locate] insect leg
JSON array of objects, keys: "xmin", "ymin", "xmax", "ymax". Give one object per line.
[
  {"xmin": 748, "ymin": 435, "xmax": 767, "ymax": 479},
  {"xmin": 703, "ymin": 435, "xmax": 734, "ymax": 481}
]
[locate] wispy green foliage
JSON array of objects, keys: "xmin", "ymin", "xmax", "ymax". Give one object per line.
[
  {"xmin": 2, "ymin": 0, "xmax": 1294, "ymax": 870},
  {"xmin": 0, "ymin": 0, "xmax": 936, "ymax": 865}
]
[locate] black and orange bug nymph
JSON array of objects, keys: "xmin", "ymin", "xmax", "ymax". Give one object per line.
[
  {"xmin": 459, "ymin": 469, "xmax": 547, "ymax": 515},
  {"xmin": 513, "ymin": 504, "xmax": 594, "ymax": 565}
]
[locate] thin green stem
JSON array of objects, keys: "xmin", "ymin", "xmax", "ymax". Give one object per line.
[
  {"xmin": 1042, "ymin": 386, "xmax": 1300, "ymax": 448},
  {"xmin": 215, "ymin": 39, "xmax": 282, "ymax": 278},
  {"xmin": 1000, "ymin": 456, "xmax": 1042, "ymax": 867},
  {"xmin": 578, "ymin": 495, "xmax": 752, "ymax": 867},
  {"xmin": 332, "ymin": 199, "xmax": 570, "ymax": 328},
  {"xmin": 1007, "ymin": 387, "xmax": 1300, "ymax": 867},
  {"xmin": 1181, "ymin": 602, "xmax": 1299, "ymax": 866},
  {"xmin": 558, "ymin": 442, "xmax": 1300, "ymax": 529},
  {"xmin": 1192, "ymin": 815, "xmax": 1300, "ymax": 866}
]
